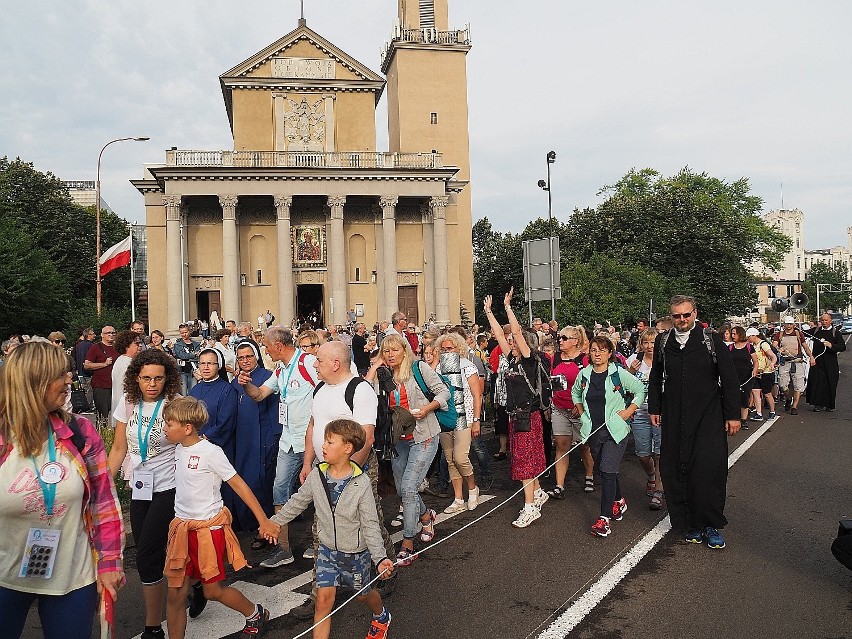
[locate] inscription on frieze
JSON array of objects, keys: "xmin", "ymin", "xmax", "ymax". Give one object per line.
[{"xmin": 272, "ymin": 57, "xmax": 335, "ymax": 79}]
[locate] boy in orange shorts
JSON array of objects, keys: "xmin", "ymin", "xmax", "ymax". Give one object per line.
[{"xmin": 162, "ymin": 397, "xmax": 279, "ymax": 638}]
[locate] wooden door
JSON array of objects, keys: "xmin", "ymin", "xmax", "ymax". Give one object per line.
[{"xmin": 397, "ymin": 286, "xmax": 418, "ymax": 325}]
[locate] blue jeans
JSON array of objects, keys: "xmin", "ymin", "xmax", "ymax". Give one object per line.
[
  {"xmin": 273, "ymin": 448, "xmax": 304, "ymax": 505},
  {"xmin": 0, "ymin": 582, "xmax": 98, "ymax": 639},
  {"xmin": 392, "ymin": 436, "xmax": 439, "ymax": 539},
  {"xmin": 181, "ymin": 372, "xmax": 197, "ymax": 396},
  {"xmin": 469, "ymin": 434, "xmax": 493, "ymax": 478},
  {"xmin": 631, "ymin": 410, "xmax": 660, "ymax": 457}
]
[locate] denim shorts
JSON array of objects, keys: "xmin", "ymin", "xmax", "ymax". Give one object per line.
[
  {"xmin": 631, "ymin": 410, "xmax": 660, "ymax": 457},
  {"xmin": 315, "ymin": 544, "xmax": 373, "ymax": 592}
]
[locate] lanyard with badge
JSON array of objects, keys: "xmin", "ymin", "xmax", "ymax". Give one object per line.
[
  {"xmin": 278, "ymin": 349, "xmax": 301, "ymax": 429},
  {"xmin": 20, "ymin": 422, "xmax": 64, "ymax": 579},
  {"xmin": 133, "ymin": 398, "xmax": 164, "ymax": 501}
]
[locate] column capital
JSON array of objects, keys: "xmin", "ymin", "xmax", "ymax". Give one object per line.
[
  {"xmin": 219, "ymin": 194, "xmax": 238, "ymax": 220},
  {"xmin": 327, "ymin": 195, "xmax": 346, "ymax": 219},
  {"xmin": 430, "ymin": 195, "xmax": 449, "ymax": 219},
  {"xmin": 274, "ymin": 195, "xmax": 292, "ymax": 219},
  {"xmin": 379, "ymin": 195, "xmax": 398, "ymax": 210},
  {"xmin": 164, "ymin": 195, "xmax": 181, "ymax": 220}
]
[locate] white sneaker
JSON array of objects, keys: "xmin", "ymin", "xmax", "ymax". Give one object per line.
[
  {"xmin": 511, "ymin": 505, "xmax": 541, "ymax": 528},
  {"xmin": 417, "ymin": 478, "xmax": 429, "ymax": 494},
  {"xmin": 443, "ymin": 499, "xmax": 467, "ymax": 515},
  {"xmin": 533, "ymin": 488, "xmax": 549, "ymax": 510},
  {"xmin": 467, "ymin": 486, "xmax": 480, "ymax": 511}
]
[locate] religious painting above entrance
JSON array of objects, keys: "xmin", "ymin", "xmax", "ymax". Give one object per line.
[
  {"xmin": 272, "ymin": 57, "xmax": 335, "ymax": 79},
  {"xmin": 292, "ymin": 225, "xmax": 326, "ymax": 268}
]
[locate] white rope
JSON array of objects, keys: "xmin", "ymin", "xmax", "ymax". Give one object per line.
[{"xmin": 288, "ymin": 421, "xmax": 610, "ymax": 638}]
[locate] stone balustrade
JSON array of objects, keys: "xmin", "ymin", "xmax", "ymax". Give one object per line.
[{"xmin": 166, "ymin": 149, "xmax": 443, "ymax": 170}]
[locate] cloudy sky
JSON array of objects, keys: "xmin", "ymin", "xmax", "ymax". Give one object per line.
[{"xmin": 2, "ymin": 0, "xmax": 850, "ymax": 249}]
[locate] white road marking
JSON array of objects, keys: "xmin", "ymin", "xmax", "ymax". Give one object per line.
[
  {"xmin": 135, "ymin": 494, "xmax": 495, "ymax": 639},
  {"xmin": 536, "ymin": 416, "xmax": 779, "ymax": 638}
]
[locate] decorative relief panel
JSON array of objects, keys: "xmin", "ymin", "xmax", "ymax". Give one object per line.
[
  {"xmin": 346, "ymin": 204, "xmax": 374, "ymax": 224},
  {"xmin": 187, "ymin": 206, "xmax": 221, "ymax": 225},
  {"xmin": 294, "ymin": 270, "xmax": 327, "ymax": 284},
  {"xmin": 239, "ymin": 205, "xmax": 275, "ymax": 225},
  {"xmin": 396, "ymin": 203, "xmax": 423, "ymax": 224},
  {"xmin": 272, "ymin": 57, "xmax": 335, "ymax": 79},
  {"xmin": 284, "ymin": 97, "xmax": 326, "ymax": 151}
]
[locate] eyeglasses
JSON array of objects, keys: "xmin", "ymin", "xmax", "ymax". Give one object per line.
[
  {"xmin": 559, "ymin": 335, "xmax": 577, "ymax": 342},
  {"xmin": 236, "ymin": 355, "xmax": 256, "ymax": 361},
  {"xmin": 139, "ymin": 376, "xmax": 165, "ymax": 384},
  {"xmin": 198, "ymin": 362, "xmax": 218, "ymax": 367},
  {"xmin": 589, "ymin": 349, "xmax": 607, "ymax": 355},
  {"xmin": 671, "ymin": 311, "xmax": 694, "ymax": 320},
  {"xmin": 407, "ymin": 326, "xmax": 415, "ymax": 330},
  {"xmin": 300, "ymin": 343, "xmax": 319, "ymax": 349}
]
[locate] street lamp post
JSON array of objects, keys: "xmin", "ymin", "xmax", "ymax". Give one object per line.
[
  {"xmin": 537, "ymin": 150, "xmax": 557, "ymax": 322},
  {"xmin": 96, "ymin": 136, "xmax": 150, "ymax": 317}
]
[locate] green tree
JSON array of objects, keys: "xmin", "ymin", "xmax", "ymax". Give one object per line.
[
  {"xmin": 562, "ymin": 168, "xmax": 789, "ymax": 323},
  {"xmin": 0, "ymin": 219, "xmax": 69, "ymax": 334},
  {"xmin": 0, "ymin": 157, "xmax": 133, "ymax": 336},
  {"xmin": 803, "ymin": 262, "xmax": 851, "ymax": 316},
  {"xmin": 472, "ymin": 217, "xmax": 524, "ymax": 324}
]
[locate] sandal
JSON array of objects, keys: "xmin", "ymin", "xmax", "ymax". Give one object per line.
[
  {"xmin": 584, "ymin": 477, "xmax": 595, "ymax": 493},
  {"xmin": 546, "ymin": 485, "xmax": 566, "ymax": 500},
  {"xmin": 645, "ymin": 477, "xmax": 656, "ymax": 496},
  {"xmin": 396, "ymin": 547, "xmax": 418, "ymax": 567},
  {"xmin": 390, "ymin": 506, "xmax": 404, "ymax": 528},
  {"xmin": 419, "ymin": 508, "xmax": 437, "ymax": 543},
  {"xmin": 251, "ymin": 537, "xmax": 269, "ymax": 550},
  {"xmin": 649, "ymin": 491, "xmax": 664, "ymax": 511}
]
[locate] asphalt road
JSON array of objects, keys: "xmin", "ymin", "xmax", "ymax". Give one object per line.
[{"xmin": 22, "ymin": 345, "xmax": 851, "ymax": 639}]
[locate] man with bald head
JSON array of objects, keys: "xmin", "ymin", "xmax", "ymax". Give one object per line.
[{"xmin": 288, "ymin": 340, "xmax": 397, "ymax": 620}]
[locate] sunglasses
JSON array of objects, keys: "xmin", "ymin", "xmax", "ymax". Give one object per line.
[
  {"xmin": 52, "ymin": 339, "xmax": 65, "ymax": 344},
  {"xmin": 671, "ymin": 311, "xmax": 694, "ymax": 320},
  {"xmin": 559, "ymin": 335, "xmax": 577, "ymax": 342}
]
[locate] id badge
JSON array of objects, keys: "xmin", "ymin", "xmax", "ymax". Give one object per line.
[
  {"xmin": 279, "ymin": 402, "xmax": 288, "ymax": 428},
  {"xmin": 132, "ymin": 469, "xmax": 154, "ymax": 501},
  {"xmin": 19, "ymin": 528, "xmax": 61, "ymax": 579}
]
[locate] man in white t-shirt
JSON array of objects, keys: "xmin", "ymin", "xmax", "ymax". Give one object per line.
[
  {"xmin": 289, "ymin": 340, "xmax": 396, "ymax": 621},
  {"xmin": 238, "ymin": 326, "xmax": 318, "ymax": 568}
]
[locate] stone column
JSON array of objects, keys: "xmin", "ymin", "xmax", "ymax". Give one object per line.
[
  {"xmin": 274, "ymin": 195, "xmax": 294, "ymax": 325},
  {"xmin": 219, "ymin": 195, "xmax": 241, "ymax": 322},
  {"xmin": 164, "ymin": 195, "xmax": 183, "ymax": 333},
  {"xmin": 380, "ymin": 196, "xmax": 398, "ymax": 321},
  {"xmin": 327, "ymin": 195, "xmax": 347, "ymax": 325},
  {"xmin": 421, "ymin": 203, "xmax": 435, "ymax": 323},
  {"xmin": 431, "ymin": 196, "xmax": 450, "ymax": 325},
  {"xmin": 373, "ymin": 208, "xmax": 384, "ymax": 321}
]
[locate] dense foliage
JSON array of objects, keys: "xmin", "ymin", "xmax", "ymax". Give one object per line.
[
  {"xmin": 0, "ymin": 157, "xmax": 133, "ymax": 336},
  {"xmin": 803, "ymin": 262, "xmax": 851, "ymax": 316},
  {"xmin": 473, "ymin": 167, "xmax": 791, "ymax": 327}
]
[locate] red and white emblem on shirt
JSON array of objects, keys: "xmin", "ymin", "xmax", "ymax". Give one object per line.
[{"xmin": 187, "ymin": 455, "xmax": 200, "ymax": 470}]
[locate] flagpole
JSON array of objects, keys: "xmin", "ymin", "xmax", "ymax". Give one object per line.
[{"xmin": 129, "ymin": 231, "xmax": 136, "ymax": 322}]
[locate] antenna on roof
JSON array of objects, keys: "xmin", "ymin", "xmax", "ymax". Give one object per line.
[
  {"xmin": 299, "ymin": 0, "xmax": 306, "ymax": 26},
  {"xmin": 780, "ymin": 180, "xmax": 784, "ymax": 210}
]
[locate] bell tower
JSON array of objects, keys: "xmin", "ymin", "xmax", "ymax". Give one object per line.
[{"xmin": 382, "ymin": 0, "xmax": 474, "ymax": 321}]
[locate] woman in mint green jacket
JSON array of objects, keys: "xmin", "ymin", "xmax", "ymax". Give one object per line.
[{"xmin": 571, "ymin": 336, "xmax": 646, "ymax": 538}]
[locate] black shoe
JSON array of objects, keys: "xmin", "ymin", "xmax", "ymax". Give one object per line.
[
  {"xmin": 813, "ymin": 406, "xmax": 822, "ymax": 412},
  {"xmin": 479, "ymin": 475, "xmax": 494, "ymax": 492},
  {"xmin": 241, "ymin": 604, "xmax": 269, "ymax": 636},
  {"xmin": 826, "ymin": 408, "xmax": 835, "ymax": 412},
  {"xmin": 784, "ymin": 398, "xmax": 792, "ymax": 412},
  {"xmin": 492, "ymin": 451, "xmax": 507, "ymax": 461},
  {"xmin": 188, "ymin": 582, "xmax": 207, "ymax": 619},
  {"xmin": 290, "ymin": 598, "xmax": 315, "ymax": 620},
  {"xmin": 141, "ymin": 628, "xmax": 165, "ymax": 639},
  {"xmin": 374, "ymin": 570, "xmax": 398, "ymax": 598}
]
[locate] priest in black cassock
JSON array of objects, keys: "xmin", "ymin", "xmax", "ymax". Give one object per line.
[
  {"xmin": 648, "ymin": 295, "xmax": 741, "ymax": 549},
  {"xmin": 806, "ymin": 313, "xmax": 847, "ymax": 412}
]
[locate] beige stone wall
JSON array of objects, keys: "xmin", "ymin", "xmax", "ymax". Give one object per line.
[
  {"xmin": 233, "ymin": 91, "xmax": 273, "ymax": 150},
  {"xmin": 335, "ymin": 92, "xmax": 377, "ymax": 151},
  {"xmin": 145, "ymin": 197, "xmax": 168, "ymax": 332}
]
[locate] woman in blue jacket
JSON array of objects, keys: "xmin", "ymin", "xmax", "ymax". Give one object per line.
[{"xmin": 572, "ymin": 336, "xmax": 646, "ymax": 538}]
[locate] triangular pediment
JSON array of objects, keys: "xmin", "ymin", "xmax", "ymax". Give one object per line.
[{"xmin": 221, "ymin": 22, "xmax": 385, "ymax": 84}]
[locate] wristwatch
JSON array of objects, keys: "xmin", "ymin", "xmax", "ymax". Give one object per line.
[{"xmin": 472, "ymin": 417, "xmax": 481, "ymax": 422}]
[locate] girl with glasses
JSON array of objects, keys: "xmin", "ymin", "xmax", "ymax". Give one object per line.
[{"xmin": 107, "ymin": 349, "xmax": 182, "ymax": 639}]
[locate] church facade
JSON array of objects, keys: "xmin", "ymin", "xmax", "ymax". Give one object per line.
[{"xmin": 134, "ymin": 0, "xmax": 474, "ymax": 332}]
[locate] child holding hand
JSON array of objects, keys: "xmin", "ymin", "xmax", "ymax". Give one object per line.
[
  {"xmin": 162, "ymin": 397, "xmax": 279, "ymax": 639},
  {"xmin": 270, "ymin": 419, "xmax": 395, "ymax": 639}
]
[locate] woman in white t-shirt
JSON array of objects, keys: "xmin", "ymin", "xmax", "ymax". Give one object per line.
[
  {"xmin": 110, "ymin": 331, "xmax": 143, "ymax": 428},
  {"xmin": 435, "ymin": 332, "xmax": 482, "ymax": 515},
  {"xmin": 107, "ymin": 349, "xmax": 182, "ymax": 639}
]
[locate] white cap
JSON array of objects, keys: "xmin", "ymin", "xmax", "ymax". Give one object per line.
[
  {"xmin": 801, "ymin": 323, "xmax": 811, "ymax": 331},
  {"xmin": 781, "ymin": 315, "xmax": 795, "ymax": 324},
  {"xmin": 745, "ymin": 327, "xmax": 760, "ymax": 337}
]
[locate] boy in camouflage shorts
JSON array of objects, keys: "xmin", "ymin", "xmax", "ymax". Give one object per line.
[{"xmin": 269, "ymin": 419, "xmax": 394, "ymax": 639}]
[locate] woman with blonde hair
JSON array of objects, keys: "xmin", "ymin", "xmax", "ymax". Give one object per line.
[
  {"xmin": 547, "ymin": 325, "xmax": 594, "ymax": 498},
  {"xmin": 0, "ymin": 343, "xmax": 124, "ymax": 639},
  {"xmin": 435, "ymin": 332, "xmax": 482, "ymax": 514},
  {"xmin": 365, "ymin": 333, "xmax": 450, "ymax": 565}
]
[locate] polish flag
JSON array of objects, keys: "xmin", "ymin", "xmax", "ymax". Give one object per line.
[{"xmin": 99, "ymin": 235, "xmax": 132, "ymax": 277}]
